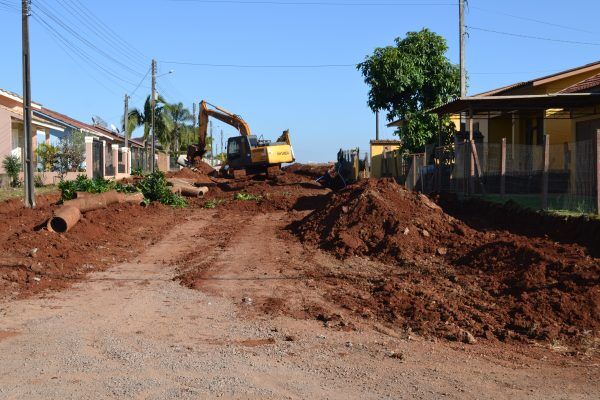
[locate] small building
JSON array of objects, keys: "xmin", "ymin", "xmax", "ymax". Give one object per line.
[{"xmin": 370, "ymin": 139, "xmax": 402, "ymax": 178}]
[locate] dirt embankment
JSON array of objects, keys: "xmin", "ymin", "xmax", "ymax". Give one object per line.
[
  {"xmin": 0, "ymin": 193, "xmax": 184, "ymax": 299},
  {"xmin": 293, "ymin": 179, "xmax": 600, "ymax": 349}
]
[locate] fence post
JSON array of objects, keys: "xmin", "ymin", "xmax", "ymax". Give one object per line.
[
  {"xmin": 596, "ymin": 129, "xmax": 600, "ymax": 216},
  {"xmin": 542, "ymin": 134, "xmax": 550, "ymax": 210},
  {"xmin": 111, "ymin": 144, "xmax": 119, "ymax": 177},
  {"xmin": 101, "ymin": 140, "xmax": 107, "ymax": 177},
  {"xmin": 85, "ymin": 136, "xmax": 94, "ymax": 179},
  {"xmin": 411, "ymin": 154, "xmax": 417, "ymax": 190},
  {"xmin": 500, "ymin": 138, "xmax": 506, "ymax": 198}
]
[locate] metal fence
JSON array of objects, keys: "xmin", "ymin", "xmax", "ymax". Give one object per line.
[{"xmin": 425, "ymin": 134, "xmax": 599, "ymax": 214}]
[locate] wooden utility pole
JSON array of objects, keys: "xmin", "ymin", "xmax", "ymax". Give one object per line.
[
  {"xmin": 123, "ymin": 94, "xmax": 129, "ymax": 148},
  {"xmin": 459, "ymin": 0, "xmax": 466, "ymax": 98},
  {"xmin": 220, "ymin": 129, "xmax": 224, "ymax": 160},
  {"xmin": 209, "ymin": 121, "xmax": 214, "ymax": 161},
  {"xmin": 150, "ymin": 59, "xmax": 156, "ymax": 172},
  {"xmin": 22, "ymin": 0, "xmax": 35, "ymax": 208},
  {"xmin": 375, "ymin": 110, "xmax": 380, "ymax": 140}
]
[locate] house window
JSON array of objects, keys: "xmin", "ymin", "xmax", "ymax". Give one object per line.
[{"xmin": 11, "ymin": 126, "xmax": 23, "ymax": 150}]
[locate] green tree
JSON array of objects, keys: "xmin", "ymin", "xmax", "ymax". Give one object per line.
[
  {"xmin": 357, "ymin": 29, "xmax": 460, "ymax": 153},
  {"xmin": 2, "ymin": 155, "xmax": 21, "ymax": 187},
  {"xmin": 127, "ymin": 94, "xmax": 170, "ymax": 151},
  {"xmin": 164, "ymin": 102, "xmax": 194, "ymax": 155}
]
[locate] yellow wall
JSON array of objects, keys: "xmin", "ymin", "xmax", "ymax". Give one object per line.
[{"xmin": 370, "ymin": 143, "xmax": 401, "ymax": 178}]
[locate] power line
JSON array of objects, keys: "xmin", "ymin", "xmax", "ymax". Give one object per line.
[
  {"xmin": 470, "ymin": 6, "xmax": 597, "ymax": 35},
  {"xmin": 65, "ymin": 0, "xmax": 148, "ymax": 62},
  {"xmin": 169, "ymin": 0, "xmax": 454, "ymax": 5},
  {"xmin": 33, "ymin": 0, "xmax": 144, "ymax": 77},
  {"xmin": 130, "ymin": 67, "xmax": 152, "ymax": 98},
  {"xmin": 32, "ymin": 13, "xmax": 142, "ymax": 89},
  {"xmin": 53, "ymin": 0, "xmax": 148, "ymax": 67},
  {"xmin": 160, "ymin": 60, "xmax": 356, "ymax": 68},
  {"xmin": 467, "ymin": 26, "xmax": 600, "ymax": 46}
]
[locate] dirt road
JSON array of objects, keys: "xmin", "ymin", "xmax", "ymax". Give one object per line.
[{"xmin": 1, "ymin": 209, "xmax": 598, "ymax": 399}]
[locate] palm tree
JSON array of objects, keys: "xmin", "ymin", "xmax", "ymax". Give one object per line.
[
  {"xmin": 127, "ymin": 94, "xmax": 171, "ymax": 150},
  {"xmin": 164, "ymin": 102, "xmax": 194, "ymax": 155}
]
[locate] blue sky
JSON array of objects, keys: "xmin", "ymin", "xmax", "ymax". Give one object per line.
[{"xmin": 1, "ymin": 0, "xmax": 599, "ymax": 162}]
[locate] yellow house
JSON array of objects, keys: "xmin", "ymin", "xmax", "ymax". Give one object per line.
[
  {"xmin": 370, "ymin": 139, "xmax": 402, "ymax": 178},
  {"xmin": 462, "ymin": 60, "xmax": 600, "ymax": 149}
]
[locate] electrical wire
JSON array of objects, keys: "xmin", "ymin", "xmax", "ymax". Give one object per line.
[
  {"xmin": 54, "ymin": 0, "xmax": 148, "ymax": 67},
  {"xmin": 160, "ymin": 60, "xmax": 357, "ymax": 68},
  {"xmin": 168, "ymin": 0, "xmax": 455, "ymax": 5},
  {"xmin": 34, "ymin": 0, "xmax": 145, "ymax": 78},
  {"xmin": 467, "ymin": 26, "xmax": 600, "ymax": 46},
  {"xmin": 32, "ymin": 12, "xmax": 142, "ymax": 89},
  {"xmin": 470, "ymin": 5, "xmax": 597, "ymax": 35},
  {"xmin": 130, "ymin": 67, "xmax": 152, "ymax": 98}
]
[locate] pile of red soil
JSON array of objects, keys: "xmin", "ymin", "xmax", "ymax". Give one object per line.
[
  {"xmin": 166, "ymin": 163, "xmax": 215, "ymax": 184},
  {"xmin": 0, "ymin": 193, "xmax": 184, "ymax": 299},
  {"xmin": 296, "ymin": 179, "xmax": 464, "ymax": 261},
  {"xmin": 294, "ymin": 179, "xmax": 600, "ymax": 347},
  {"xmin": 284, "ymin": 163, "xmax": 332, "ymax": 179}
]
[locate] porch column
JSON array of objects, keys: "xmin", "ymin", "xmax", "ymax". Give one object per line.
[
  {"xmin": 85, "ymin": 136, "xmax": 94, "ymax": 179},
  {"xmin": 468, "ymin": 108, "xmax": 475, "ymax": 194},
  {"xmin": 101, "ymin": 140, "xmax": 107, "ymax": 177},
  {"xmin": 112, "ymin": 144, "xmax": 119, "ymax": 177},
  {"xmin": 120, "ymin": 147, "xmax": 130, "ymax": 175}
]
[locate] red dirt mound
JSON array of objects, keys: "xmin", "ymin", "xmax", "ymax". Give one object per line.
[
  {"xmin": 166, "ymin": 164, "xmax": 214, "ymax": 184},
  {"xmin": 0, "ymin": 194, "xmax": 184, "ymax": 299},
  {"xmin": 293, "ymin": 178, "xmax": 600, "ymax": 347},
  {"xmin": 296, "ymin": 179, "xmax": 464, "ymax": 261},
  {"xmin": 284, "ymin": 163, "xmax": 332, "ymax": 179}
]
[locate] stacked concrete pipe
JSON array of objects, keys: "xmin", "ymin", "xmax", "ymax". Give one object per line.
[
  {"xmin": 166, "ymin": 178, "xmax": 209, "ymax": 198},
  {"xmin": 48, "ymin": 191, "xmax": 145, "ymax": 233}
]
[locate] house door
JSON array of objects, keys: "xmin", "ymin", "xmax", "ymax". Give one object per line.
[
  {"xmin": 92, "ymin": 140, "xmax": 104, "ymax": 179},
  {"xmin": 574, "ymin": 119, "xmax": 599, "ymax": 200}
]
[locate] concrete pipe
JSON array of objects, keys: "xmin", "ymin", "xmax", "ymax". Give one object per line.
[
  {"xmin": 171, "ymin": 185, "xmax": 208, "ymax": 198},
  {"xmin": 123, "ymin": 192, "xmax": 146, "ymax": 206},
  {"xmin": 47, "ymin": 205, "xmax": 82, "ymax": 233},
  {"xmin": 48, "ymin": 191, "xmax": 147, "ymax": 234},
  {"xmin": 64, "ymin": 191, "xmax": 124, "ymax": 212}
]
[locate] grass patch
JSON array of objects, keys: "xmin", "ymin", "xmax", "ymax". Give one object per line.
[
  {"xmin": 233, "ymin": 192, "xmax": 263, "ymax": 202},
  {"xmin": 203, "ymin": 199, "xmax": 227, "ymax": 209},
  {"xmin": 0, "ymin": 185, "xmax": 59, "ymax": 203}
]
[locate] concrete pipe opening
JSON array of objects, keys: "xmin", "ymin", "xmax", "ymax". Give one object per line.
[{"xmin": 47, "ymin": 206, "xmax": 81, "ymax": 233}]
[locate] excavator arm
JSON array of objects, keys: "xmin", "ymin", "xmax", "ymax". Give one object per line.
[{"xmin": 187, "ymin": 100, "xmax": 252, "ymax": 164}]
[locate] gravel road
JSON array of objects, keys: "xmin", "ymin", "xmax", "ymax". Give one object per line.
[{"xmin": 0, "ymin": 211, "xmax": 598, "ymax": 399}]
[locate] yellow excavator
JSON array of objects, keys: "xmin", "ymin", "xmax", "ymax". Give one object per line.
[{"xmin": 186, "ymin": 100, "xmax": 295, "ymax": 178}]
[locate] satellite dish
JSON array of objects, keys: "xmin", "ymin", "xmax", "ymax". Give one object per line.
[{"xmin": 110, "ymin": 124, "xmax": 117, "ymax": 132}]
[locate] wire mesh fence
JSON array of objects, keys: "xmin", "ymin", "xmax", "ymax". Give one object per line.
[{"xmin": 426, "ymin": 136, "xmax": 599, "ymax": 215}]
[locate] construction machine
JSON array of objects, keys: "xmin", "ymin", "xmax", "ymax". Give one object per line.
[{"xmin": 185, "ymin": 101, "xmax": 295, "ymax": 178}]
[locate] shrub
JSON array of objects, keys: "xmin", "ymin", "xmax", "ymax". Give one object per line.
[
  {"xmin": 2, "ymin": 155, "xmax": 21, "ymax": 187},
  {"xmin": 33, "ymin": 174, "xmax": 44, "ymax": 188},
  {"xmin": 35, "ymin": 143, "xmax": 59, "ymax": 172},
  {"xmin": 57, "ymin": 172, "xmax": 187, "ymax": 208},
  {"xmin": 136, "ymin": 171, "xmax": 187, "ymax": 207}
]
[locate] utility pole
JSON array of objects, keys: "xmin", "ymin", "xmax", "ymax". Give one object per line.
[
  {"xmin": 150, "ymin": 59, "xmax": 156, "ymax": 172},
  {"xmin": 22, "ymin": 0, "xmax": 34, "ymax": 208},
  {"xmin": 459, "ymin": 0, "xmax": 466, "ymax": 98},
  {"xmin": 123, "ymin": 94, "xmax": 129, "ymax": 148},
  {"xmin": 375, "ymin": 110, "xmax": 380, "ymax": 140},
  {"xmin": 192, "ymin": 102, "xmax": 197, "ymax": 145},
  {"xmin": 220, "ymin": 129, "xmax": 224, "ymax": 160},
  {"xmin": 209, "ymin": 121, "xmax": 214, "ymax": 161}
]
